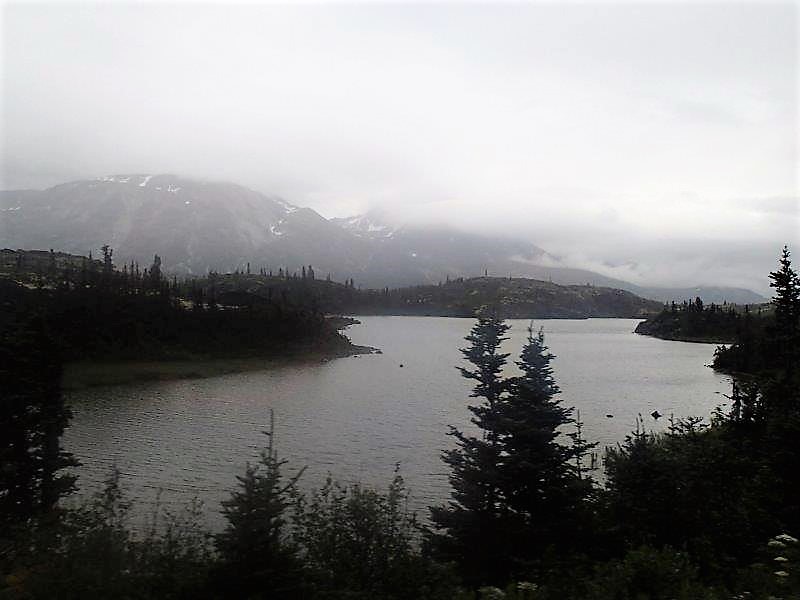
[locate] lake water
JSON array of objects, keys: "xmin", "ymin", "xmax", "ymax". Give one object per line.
[{"xmin": 64, "ymin": 317, "xmax": 731, "ymax": 529}]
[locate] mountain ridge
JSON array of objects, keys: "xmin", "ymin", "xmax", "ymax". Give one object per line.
[{"xmin": 1, "ymin": 174, "xmax": 767, "ymax": 304}]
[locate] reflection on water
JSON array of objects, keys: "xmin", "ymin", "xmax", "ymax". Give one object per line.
[{"xmin": 64, "ymin": 317, "xmax": 730, "ymax": 529}]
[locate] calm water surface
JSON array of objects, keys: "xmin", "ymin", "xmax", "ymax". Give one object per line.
[{"xmin": 64, "ymin": 317, "xmax": 730, "ymax": 528}]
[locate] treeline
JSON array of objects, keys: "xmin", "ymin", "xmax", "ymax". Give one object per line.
[
  {"xmin": 185, "ymin": 272, "xmax": 662, "ymax": 319},
  {"xmin": 2, "ymin": 248, "xmax": 660, "ymax": 323},
  {"xmin": 1, "ymin": 247, "xmax": 799, "ymax": 598},
  {"xmin": 713, "ymin": 248, "xmax": 798, "ymax": 377},
  {"xmin": 635, "ymin": 296, "xmax": 769, "ymax": 343},
  {"xmin": 0, "ymin": 247, "xmax": 351, "ymax": 362}
]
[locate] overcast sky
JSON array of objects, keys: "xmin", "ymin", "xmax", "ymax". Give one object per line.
[{"xmin": 2, "ymin": 1, "xmax": 798, "ymax": 293}]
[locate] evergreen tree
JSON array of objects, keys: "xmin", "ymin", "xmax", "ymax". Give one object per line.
[
  {"xmin": 149, "ymin": 254, "xmax": 162, "ymax": 292},
  {"xmin": 101, "ymin": 245, "xmax": 113, "ymax": 277},
  {"xmin": 429, "ymin": 308, "xmax": 511, "ymax": 585},
  {"xmin": 497, "ymin": 326, "xmax": 596, "ymax": 573},
  {"xmin": 431, "ymin": 316, "xmax": 597, "ymax": 586},
  {"xmin": 0, "ymin": 317, "xmax": 77, "ymax": 528},
  {"xmin": 768, "ymin": 245, "xmax": 799, "ymax": 372},
  {"xmin": 215, "ymin": 411, "xmax": 305, "ymax": 598}
]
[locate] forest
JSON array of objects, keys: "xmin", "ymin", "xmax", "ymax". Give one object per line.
[
  {"xmin": 634, "ymin": 297, "xmax": 770, "ymax": 344},
  {"xmin": 0, "ymin": 247, "xmax": 356, "ymax": 363},
  {"xmin": 0, "ymin": 246, "xmax": 798, "ymax": 599}
]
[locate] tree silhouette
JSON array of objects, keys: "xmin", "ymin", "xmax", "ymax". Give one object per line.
[
  {"xmin": 496, "ymin": 326, "xmax": 595, "ymax": 574},
  {"xmin": 429, "ymin": 308, "xmax": 511, "ymax": 585},
  {"xmin": 0, "ymin": 317, "xmax": 77, "ymax": 527},
  {"xmin": 215, "ymin": 411, "xmax": 305, "ymax": 598}
]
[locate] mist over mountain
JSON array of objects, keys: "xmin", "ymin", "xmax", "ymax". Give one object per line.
[{"xmin": 1, "ymin": 175, "xmax": 766, "ymax": 304}]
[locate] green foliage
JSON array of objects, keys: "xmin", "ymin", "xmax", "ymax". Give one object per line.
[
  {"xmin": 584, "ymin": 546, "xmax": 719, "ymax": 600},
  {"xmin": 635, "ymin": 295, "xmax": 766, "ymax": 345},
  {"xmin": 0, "ymin": 316, "xmax": 77, "ymax": 526},
  {"xmin": 494, "ymin": 327, "xmax": 596, "ymax": 579},
  {"xmin": 1, "ymin": 468, "xmax": 214, "ymax": 600},
  {"xmin": 292, "ymin": 470, "xmax": 456, "ymax": 599},
  {"xmin": 715, "ymin": 245, "xmax": 799, "ymax": 376},
  {"xmin": 606, "ymin": 247, "xmax": 800, "ymax": 585},
  {"xmin": 734, "ymin": 533, "xmax": 800, "ymax": 599},
  {"xmin": 767, "ymin": 245, "xmax": 800, "ymax": 372},
  {"xmin": 430, "ymin": 309, "xmax": 513, "ymax": 585},
  {"xmin": 214, "ymin": 412, "xmax": 306, "ymax": 599},
  {"xmin": 0, "ymin": 248, "xmax": 350, "ymax": 363},
  {"xmin": 431, "ymin": 312, "xmax": 596, "ymax": 586},
  {"xmin": 603, "ymin": 416, "xmax": 778, "ymax": 583}
]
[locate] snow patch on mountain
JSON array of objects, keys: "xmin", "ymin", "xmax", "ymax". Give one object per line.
[
  {"xmin": 332, "ymin": 213, "xmax": 397, "ymax": 239},
  {"xmin": 269, "ymin": 219, "xmax": 286, "ymax": 236},
  {"xmin": 275, "ymin": 199, "xmax": 299, "ymax": 213}
]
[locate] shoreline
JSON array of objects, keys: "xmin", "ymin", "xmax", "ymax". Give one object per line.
[
  {"xmin": 634, "ymin": 331, "xmax": 733, "ymax": 344},
  {"xmin": 62, "ymin": 343, "xmax": 378, "ymax": 391}
]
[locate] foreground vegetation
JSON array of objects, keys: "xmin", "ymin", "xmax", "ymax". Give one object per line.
[{"xmin": 1, "ymin": 246, "xmax": 798, "ymax": 598}]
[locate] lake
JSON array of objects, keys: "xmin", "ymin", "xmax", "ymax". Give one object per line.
[{"xmin": 64, "ymin": 317, "xmax": 731, "ymax": 528}]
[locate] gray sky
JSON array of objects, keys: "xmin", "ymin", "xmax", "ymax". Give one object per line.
[{"xmin": 2, "ymin": 1, "xmax": 798, "ymax": 293}]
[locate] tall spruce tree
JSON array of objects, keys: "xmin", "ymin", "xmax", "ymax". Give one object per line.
[
  {"xmin": 429, "ymin": 308, "xmax": 511, "ymax": 586},
  {"xmin": 498, "ymin": 326, "xmax": 595, "ymax": 574},
  {"xmin": 0, "ymin": 316, "xmax": 77, "ymax": 529},
  {"xmin": 215, "ymin": 411, "xmax": 305, "ymax": 599},
  {"xmin": 768, "ymin": 245, "xmax": 800, "ymax": 373}
]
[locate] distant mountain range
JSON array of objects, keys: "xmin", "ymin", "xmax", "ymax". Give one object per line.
[{"xmin": 0, "ymin": 174, "xmax": 767, "ymax": 304}]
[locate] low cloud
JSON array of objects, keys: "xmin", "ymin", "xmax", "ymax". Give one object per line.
[{"xmin": 2, "ymin": 2, "xmax": 796, "ymax": 295}]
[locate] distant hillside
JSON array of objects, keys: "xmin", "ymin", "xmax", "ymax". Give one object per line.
[
  {"xmin": 1, "ymin": 174, "xmax": 765, "ymax": 303},
  {"xmin": 355, "ymin": 277, "xmax": 664, "ymax": 319},
  {"xmin": 631, "ymin": 285, "xmax": 766, "ymax": 305},
  {"xmin": 202, "ymin": 272, "xmax": 663, "ymax": 319}
]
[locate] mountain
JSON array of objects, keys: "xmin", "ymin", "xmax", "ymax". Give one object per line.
[
  {"xmin": 1, "ymin": 174, "xmax": 766, "ymax": 303},
  {"xmin": 332, "ymin": 210, "xmax": 768, "ymax": 303},
  {"xmin": 0, "ymin": 174, "xmax": 368, "ymax": 276},
  {"xmin": 628, "ymin": 285, "xmax": 766, "ymax": 305}
]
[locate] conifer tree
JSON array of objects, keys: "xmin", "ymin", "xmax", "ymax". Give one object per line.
[
  {"xmin": 768, "ymin": 245, "xmax": 800, "ymax": 372},
  {"xmin": 429, "ymin": 308, "xmax": 511, "ymax": 585},
  {"xmin": 497, "ymin": 326, "xmax": 595, "ymax": 572},
  {"xmin": 215, "ymin": 411, "xmax": 305, "ymax": 598},
  {"xmin": 0, "ymin": 317, "xmax": 77, "ymax": 527},
  {"xmin": 149, "ymin": 254, "xmax": 162, "ymax": 293},
  {"xmin": 431, "ymin": 316, "xmax": 596, "ymax": 586}
]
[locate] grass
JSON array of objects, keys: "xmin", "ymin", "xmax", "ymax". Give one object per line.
[{"xmin": 62, "ymin": 344, "xmax": 377, "ymax": 390}]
